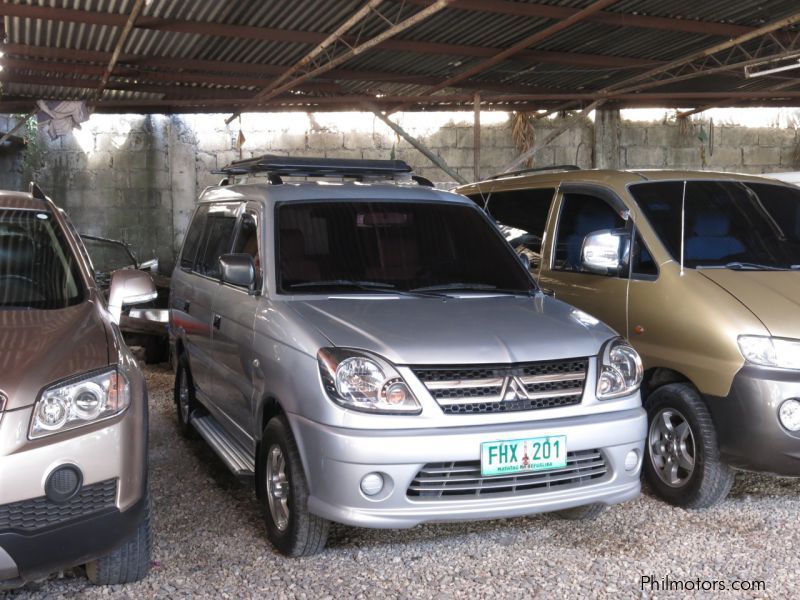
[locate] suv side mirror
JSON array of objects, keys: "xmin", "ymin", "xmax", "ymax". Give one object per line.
[
  {"xmin": 581, "ymin": 229, "xmax": 630, "ymax": 275},
  {"xmin": 219, "ymin": 253, "xmax": 257, "ymax": 293},
  {"xmin": 108, "ymin": 269, "xmax": 157, "ymax": 324},
  {"xmin": 139, "ymin": 257, "xmax": 159, "ymax": 273}
]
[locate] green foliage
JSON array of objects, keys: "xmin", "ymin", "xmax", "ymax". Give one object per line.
[{"xmin": 21, "ymin": 115, "xmax": 43, "ymax": 184}]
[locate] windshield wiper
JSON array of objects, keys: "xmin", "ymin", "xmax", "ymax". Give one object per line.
[
  {"xmin": 411, "ymin": 282, "xmax": 535, "ymax": 296},
  {"xmin": 699, "ymin": 262, "xmax": 789, "ymax": 271},
  {"xmin": 288, "ymin": 279, "xmax": 446, "ymax": 298}
]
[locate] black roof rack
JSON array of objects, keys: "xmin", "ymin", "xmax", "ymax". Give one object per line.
[
  {"xmin": 216, "ymin": 155, "xmax": 415, "ymax": 184},
  {"xmin": 487, "ymin": 164, "xmax": 581, "ymax": 180}
]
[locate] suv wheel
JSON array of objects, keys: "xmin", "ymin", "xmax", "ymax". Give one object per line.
[
  {"xmin": 258, "ymin": 416, "xmax": 329, "ymax": 556},
  {"xmin": 643, "ymin": 383, "xmax": 734, "ymax": 508},
  {"xmin": 85, "ymin": 491, "xmax": 152, "ymax": 585},
  {"xmin": 174, "ymin": 355, "xmax": 197, "ymax": 439}
]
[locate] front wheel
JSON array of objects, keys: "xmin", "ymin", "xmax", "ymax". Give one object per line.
[
  {"xmin": 174, "ymin": 355, "xmax": 197, "ymax": 439},
  {"xmin": 643, "ymin": 383, "xmax": 734, "ymax": 508},
  {"xmin": 85, "ymin": 491, "xmax": 152, "ymax": 585},
  {"xmin": 258, "ymin": 416, "xmax": 329, "ymax": 556}
]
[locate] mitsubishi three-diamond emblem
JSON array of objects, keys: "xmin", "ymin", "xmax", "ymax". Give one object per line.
[{"xmin": 502, "ymin": 376, "xmax": 529, "ymax": 401}]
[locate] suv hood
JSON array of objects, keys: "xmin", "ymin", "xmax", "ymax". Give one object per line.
[
  {"xmin": 289, "ymin": 295, "xmax": 615, "ymax": 365},
  {"xmin": 699, "ymin": 270, "xmax": 800, "ymax": 338},
  {"xmin": 0, "ymin": 301, "xmax": 109, "ymax": 410}
]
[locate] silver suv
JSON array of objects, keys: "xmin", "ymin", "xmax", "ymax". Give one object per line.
[
  {"xmin": 1, "ymin": 185, "xmax": 154, "ymax": 589},
  {"xmin": 169, "ymin": 156, "xmax": 647, "ymax": 556}
]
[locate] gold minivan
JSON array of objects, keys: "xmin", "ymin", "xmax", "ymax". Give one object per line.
[{"xmin": 457, "ymin": 168, "xmax": 800, "ymax": 508}]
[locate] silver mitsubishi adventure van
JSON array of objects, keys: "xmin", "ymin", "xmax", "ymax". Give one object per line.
[
  {"xmin": 1, "ymin": 185, "xmax": 153, "ymax": 589},
  {"xmin": 169, "ymin": 156, "xmax": 647, "ymax": 556}
]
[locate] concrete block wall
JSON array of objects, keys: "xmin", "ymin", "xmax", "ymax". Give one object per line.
[{"xmin": 0, "ymin": 110, "xmax": 797, "ymax": 270}]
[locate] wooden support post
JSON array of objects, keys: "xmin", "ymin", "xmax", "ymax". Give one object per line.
[
  {"xmin": 473, "ymin": 92, "xmax": 481, "ymax": 181},
  {"xmin": 371, "ymin": 108, "xmax": 468, "ymax": 185}
]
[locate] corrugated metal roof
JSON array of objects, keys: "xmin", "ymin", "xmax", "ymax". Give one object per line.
[{"xmin": 1, "ymin": 0, "xmax": 800, "ymax": 113}]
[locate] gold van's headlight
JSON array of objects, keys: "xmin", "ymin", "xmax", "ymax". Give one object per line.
[
  {"xmin": 738, "ymin": 336, "xmax": 800, "ymax": 370},
  {"xmin": 317, "ymin": 348, "xmax": 421, "ymax": 414},
  {"xmin": 597, "ymin": 338, "xmax": 643, "ymax": 399},
  {"xmin": 30, "ymin": 368, "xmax": 130, "ymax": 439}
]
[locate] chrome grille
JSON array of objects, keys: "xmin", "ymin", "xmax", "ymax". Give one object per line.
[
  {"xmin": 0, "ymin": 479, "xmax": 117, "ymax": 532},
  {"xmin": 408, "ymin": 450, "xmax": 607, "ymax": 499},
  {"xmin": 413, "ymin": 359, "xmax": 588, "ymax": 414}
]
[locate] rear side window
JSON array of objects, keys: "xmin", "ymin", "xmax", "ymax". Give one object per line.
[
  {"xmin": 486, "ymin": 188, "xmax": 555, "ymax": 271},
  {"xmin": 196, "ymin": 204, "xmax": 239, "ymax": 278},
  {"xmin": 0, "ymin": 209, "xmax": 84, "ymax": 309},
  {"xmin": 180, "ymin": 205, "xmax": 208, "ymax": 269}
]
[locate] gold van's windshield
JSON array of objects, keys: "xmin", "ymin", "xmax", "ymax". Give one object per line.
[
  {"xmin": 630, "ymin": 181, "xmax": 800, "ymax": 270},
  {"xmin": 0, "ymin": 209, "xmax": 84, "ymax": 309}
]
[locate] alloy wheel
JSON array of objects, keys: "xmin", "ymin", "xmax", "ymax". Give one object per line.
[
  {"xmin": 648, "ymin": 407, "xmax": 696, "ymax": 487},
  {"xmin": 266, "ymin": 444, "xmax": 290, "ymax": 531}
]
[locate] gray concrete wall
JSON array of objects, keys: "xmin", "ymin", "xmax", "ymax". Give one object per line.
[{"xmin": 0, "ymin": 111, "xmax": 797, "ymax": 271}]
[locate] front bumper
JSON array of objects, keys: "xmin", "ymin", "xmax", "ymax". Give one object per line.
[
  {"xmin": 0, "ymin": 493, "xmax": 146, "ymax": 588},
  {"xmin": 707, "ymin": 365, "xmax": 800, "ymax": 475},
  {"xmin": 289, "ymin": 407, "xmax": 646, "ymax": 528},
  {"xmin": 0, "ymin": 382, "xmax": 148, "ymax": 584}
]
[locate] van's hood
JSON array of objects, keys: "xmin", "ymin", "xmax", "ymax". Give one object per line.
[
  {"xmin": 289, "ymin": 295, "xmax": 615, "ymax": 366},
  {"xmin": 699, "ymin": 270, "xmax": 800, "ymax": 338},
  {"xmin": 0, "ymin": 302, "xmax": 109, "ymax": 410}
]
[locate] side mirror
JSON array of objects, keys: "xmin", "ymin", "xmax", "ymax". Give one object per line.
[
  {"xmin": 519, "ymin": 253, "xmax": 531, "ymax": 271},
  {"xmin": 108, "ymin": 269, "xmax": 157, "ymax": 324},
  {"xmin": 581, "ymin": 229, "xmax": 630, "ymax": 275},
  {"xmin": 219, "ymin": 253, "xmax": 257, "ymax": 292},
  {"xmin": 139, "ymin": 257, "xmax": 159, "ymax": 273}
]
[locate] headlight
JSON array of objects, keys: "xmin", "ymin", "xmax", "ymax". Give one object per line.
[
  {"xmin": 597, "ymin": 338, "xmax": 643, "ymax": 399},
  {"xmin": 738, "ymin": 335, "xmax": 800, "ymax": 370},
  {"xmin": 30, "ymin": 368, "xmax": 131, "ymax": 439},
  {"xmin": 317, "ymin": 348, "xmax": 421, "ymax": 414}
]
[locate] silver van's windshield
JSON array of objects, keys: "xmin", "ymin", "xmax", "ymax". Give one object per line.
[
  {"xmin": 277, "ymin": 200, "xmax": 535, "ymax": 294},
  {"xmin": 0, "ymin": 209, "xmax": 84, "ymax": 309},
  {"xmin": 630, "ymin": 180, "xmax": 800, "ymax": 270}
]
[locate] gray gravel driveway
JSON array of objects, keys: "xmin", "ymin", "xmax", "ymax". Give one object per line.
[{"xmin": 5, "ymin": 364, "xmax": 799, "ymax": 598}]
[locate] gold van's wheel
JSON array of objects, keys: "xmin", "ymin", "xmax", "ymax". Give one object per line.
[
  {"xmin": 648, "ymin": 407, "xmax": 696, "ymax": 487},
  {"xmin": 643, "ymin": 383, "xmax": 735, "ymax": 509}
]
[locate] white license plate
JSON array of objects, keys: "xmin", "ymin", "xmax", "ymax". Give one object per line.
[{"xmin": 480, "ymin": 435, "xmax": 567, "ymax": 476}]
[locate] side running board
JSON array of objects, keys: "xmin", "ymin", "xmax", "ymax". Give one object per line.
[{"xmin": 191, "ymin": 413, "xmax": 256, "ymax": 477}]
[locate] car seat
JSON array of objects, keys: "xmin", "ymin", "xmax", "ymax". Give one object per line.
[{"xmin": 684, "ymin": 212, "xmax": 745, "ymax": 262}]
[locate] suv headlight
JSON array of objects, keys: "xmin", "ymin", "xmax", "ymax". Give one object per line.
[
  {"xmin": 738, "ymin": 335, "xmax": 800, "ymax": 369},
  {"xmin": 597, "ymin": 338, "xmax": 643, "ymax": 399},
  {"xmin": 30, "ymin": 368, "xmax": 131, "ymax": 439},
  {"xmin": 317, "ymin": 348, "xmax": 421, "ymax": 414}
]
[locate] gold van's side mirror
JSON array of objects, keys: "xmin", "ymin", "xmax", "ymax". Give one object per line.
[{"xmin": 581, "ymin": 229, "xmax": 630, "ymax": 275}]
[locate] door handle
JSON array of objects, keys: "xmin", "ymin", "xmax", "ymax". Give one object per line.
[
  {"xmin": 182, "ymin": 300, "xmax": 191, "ymax": 312},
  {"xmin": 213, "ymin": 314, "xmax": 222, "ymax": 329}
]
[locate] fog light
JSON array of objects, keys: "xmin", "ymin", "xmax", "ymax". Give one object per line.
[
  {"xmin": 360, "ymin": 472, "xmax": 384, "ymax": 496},
  {"xmin": 779, "ymin": 399, "xmax": 800, "ymax": 431},
  {"xmin": 624, "ymin": 449, "xmax": 639, "ymax": 472},
  {"xmin": 45, "ymin": 465, "xmax": 82, "ymax": 503}
]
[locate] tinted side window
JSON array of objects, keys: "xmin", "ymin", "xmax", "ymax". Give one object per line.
[
  {"xmin": 553, "ymin": 193, "xmax": 625, "ymax": 272},
  {"xmin": 631, "ymin": 229, "xmax": 658, "ymax": 277},
  {"xmin": 197, "ymin": 212, "xmax": 237, "ymax": 278},
  {"xmin": 180, "ymin": 205, "xmax": 208, "ymax": 269},
  {"xmin": 232, "ymin": 212, "xmax": 261, "ymax": 283},
  {"xmin": 487, "ymin": 188, "xmax": 555, "ymax": 272}
]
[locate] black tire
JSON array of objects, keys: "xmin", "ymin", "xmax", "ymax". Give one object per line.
[
  {"xmin": 85, "ymin": 491, "xmax": 152, "ymax": 585},
  {"xmin": 174, "ymin": 354, "xmax": 198, "ymax": 439},
  {"xmin": 643, "ymin": 383, "xmax": 735, "ymax": 509},
  {"xmin": 258, "ymin": 416, "xmax": 329, "ymax": 556},
  {"xmin": 553, "ymin": 503, "xmax": 606, "ymax": 521}
]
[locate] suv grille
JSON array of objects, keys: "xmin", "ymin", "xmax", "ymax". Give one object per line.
[
  {"xmin": 413, "ymin": 358, "xmax": 588, "ymax": 414},
  {"xmin": 408, "ymin": 450, "xmax": 607, "ymax": 499},
  {"xmin": 0, "ymin": 479, "xmax": 117, "ymax": 532}
]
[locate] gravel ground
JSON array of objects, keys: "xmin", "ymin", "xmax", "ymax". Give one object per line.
[{"xmin": 5, "ymin": 364, "xmax": 800, "ymax": 599}]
